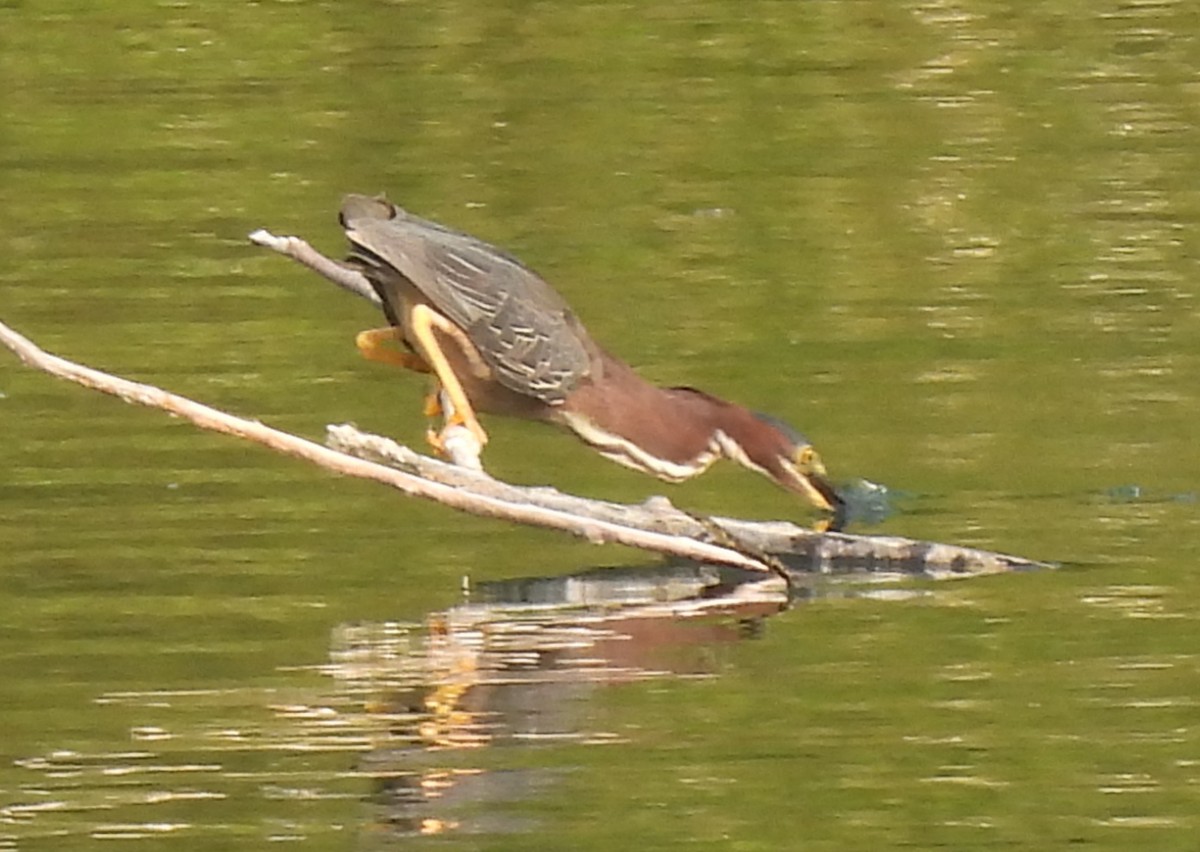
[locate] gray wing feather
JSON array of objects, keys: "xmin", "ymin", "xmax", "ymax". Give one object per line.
[{"xmin": 345, "ymin": 214, "xmax": 592, "ymax": 403}]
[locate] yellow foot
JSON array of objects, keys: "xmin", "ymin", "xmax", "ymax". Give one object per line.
[
  {"xmin": 425, "ymin": 427, "xmax": 448, "ymax": 456},
  {"xmin": 355, "ymin": 327, "xmax": 431, "ymax": 373},
  {"xmin": 425, "ymin": 424, "xmax": 485, "ymax": 471},
  {"xmin": 448, "ymin": 411, "xmax": 489, "ymax": 447},
  {"xmin": 426, "ymin": 388, "xmax": 488, "ymax": 448},
  {"xmin": 425, "ymin": 418, "xmax": 488, "ymax": 453}
]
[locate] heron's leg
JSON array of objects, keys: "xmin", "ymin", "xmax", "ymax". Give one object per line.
[
  {"xmin": 421, "ymin": 388, "xmax": 485, "ymax": 469},
  {"xmin": 355, "ymin": 327, "xmax": 431, "ymax": 373},
  {"xmin": 423, "ymin": 387, "xmax": 443, "ymax": 417},
  {"xmin": 422, "ymin": 384, "xmax": 447, "ymax": 453},
  {"xmin": 358, "ymin": 326, "xmax": 451, "ymax": 453},
  {"xmin": 408, "ymin": 304, "xmax": 489, "ymax": 447}
]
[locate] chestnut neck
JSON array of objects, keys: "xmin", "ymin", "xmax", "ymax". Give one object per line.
[{"xmin": 558, "ymin": 355, "xmax": 790, "ymax": 480}]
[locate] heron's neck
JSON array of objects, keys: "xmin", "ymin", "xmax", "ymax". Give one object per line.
[{"xmin": 557, "ymin": 365, "xmax": 767, "ymax": 482}]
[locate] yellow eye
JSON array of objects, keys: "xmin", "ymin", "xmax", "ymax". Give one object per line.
[{"xmin": 793, "ymin": 445, "xmax": 828, "ymax": 477}]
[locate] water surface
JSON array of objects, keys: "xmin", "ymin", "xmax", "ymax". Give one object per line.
[{"xmin": 2, "ymin": 1, "xmax": 1199, "ymax": 849}]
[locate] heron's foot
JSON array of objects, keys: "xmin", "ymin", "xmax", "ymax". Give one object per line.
[
  {"xmin": 355, "ymin": 327, "xmax": 430, "ymax": 373},
  {"xmin": 447, "ymin": 408, "xmax": 489, "ymax": 448},
  {"xmin": 424, "ymin": 421, "xmax": 488, "ymax": 455},
  {"xmin": 424, "ymin": 426, "xmax": 448, "ymax": 456},
  {"xmin": 424, "ymin": 409, "xmax": 488, "ymax": 449},
  {"xmin": 424, "ymin": 424, "xmax": 485, "ymax": 471}
]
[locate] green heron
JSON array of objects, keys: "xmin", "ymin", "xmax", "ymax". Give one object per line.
[{"xmin": 338, "ymin": 194, "xmax": 843, "ymax": 517}]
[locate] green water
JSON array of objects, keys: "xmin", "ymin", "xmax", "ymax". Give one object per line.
[{"xmin": 2, "ymin": 1, "xmax": 1199, "ymax": 848}]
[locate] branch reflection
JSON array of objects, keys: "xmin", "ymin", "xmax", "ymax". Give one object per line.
[{"xmin": 325, "ymin": 564, "xmax": 789, "ymax": 837}]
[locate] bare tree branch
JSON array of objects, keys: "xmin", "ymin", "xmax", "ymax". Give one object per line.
[
  {"xmin": 0, "ymin": 318, "xmax": 770, "ymax": 571},
  {"xmin": 248, "ymin": 229, "xmax": 380, "ymax": 306},
  {"xmin": 1, "ymin": 314, "xmax": 1053, "ymax": 580}
]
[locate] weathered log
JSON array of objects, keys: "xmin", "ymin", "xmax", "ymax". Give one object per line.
[{"xmin": 325, "ymin": 423, "xmax": 1051, "ymax": 580}]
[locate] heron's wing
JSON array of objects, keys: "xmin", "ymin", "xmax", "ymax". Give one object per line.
[{"xmin": 344, "ymin": 214, "xmax": 593, "ymax": 404}]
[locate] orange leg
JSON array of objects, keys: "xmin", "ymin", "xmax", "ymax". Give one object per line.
[
  {"xmin": 408, "ymin": 305, "xmax": 489, "ymax": 447},
  {"xmin": 423, "ymin": 390, "xmax": 443, "ymax": 417},
  {"xmin": 358, "ymin": 327, "xmax": 450, "ymax": 454},
  {"xmin": 355, "ymin": 326, "xmax": 431, "ymax": 373},
  {"xmin": 423, "ymin": 389, "xmax": 448, "ymax": 455}
]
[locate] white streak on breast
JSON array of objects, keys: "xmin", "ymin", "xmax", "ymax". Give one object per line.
[{"xmin": 559, "ymin": 411, "xmax": 723, "ymax": 482}]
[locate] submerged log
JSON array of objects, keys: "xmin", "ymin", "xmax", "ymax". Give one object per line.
[{"xmin": 326, "ymin": 423, "xmax": 1050, "ymax": 580}]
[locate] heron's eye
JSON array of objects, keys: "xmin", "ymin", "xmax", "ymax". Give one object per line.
[{"xmin": 795, "ymin": 446, "xmax": 815, "ymax": 468}]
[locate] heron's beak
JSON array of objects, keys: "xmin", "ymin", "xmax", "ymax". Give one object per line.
[{"xmin": 782, "ymin": 445, "xmax": 845, "ymax": 516}]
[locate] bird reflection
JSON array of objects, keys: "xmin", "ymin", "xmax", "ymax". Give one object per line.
[{"xmin": 325, "ymin": 563, "xmax": 788, "ymax": 838}]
